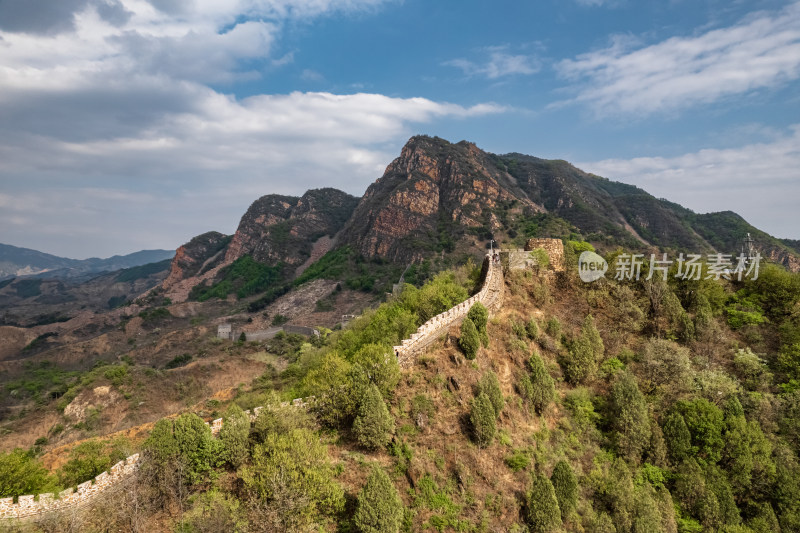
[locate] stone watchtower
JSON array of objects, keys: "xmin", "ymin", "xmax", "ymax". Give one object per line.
[{"xmin": 524, "ymin": 238, "xmax": 565, "ymax": 272}]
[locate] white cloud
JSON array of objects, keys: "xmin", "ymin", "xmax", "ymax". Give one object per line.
[
  {"xmin": 0, "ymin": 89, "xmax": 505, "ymax": 257},
  {"xmin": 556, "ymin": 2, "xmax": 800, "ymax": 115},
  {"xmin": 0, "ymin": 0, "xmax": 507, "ymax": 258},
  {"xmin": 445, "ymin": 49, "xmax": 541, "ymax": 79},
  {"xmin": 577, "ymin": 125, "xmax": 800, "ymax": 238}
]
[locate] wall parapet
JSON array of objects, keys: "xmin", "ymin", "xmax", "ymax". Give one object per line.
[
  {"xmin": 0, "ymin": 255, "xmax": 510, "ymax": 520},
  {"xmin": 393, "ymin": 254, "xmax": 504, "ymax": 368}
]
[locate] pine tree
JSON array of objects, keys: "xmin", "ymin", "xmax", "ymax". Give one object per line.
[
  {"xmin": 550, "ymin": 460, "xmax": 577, "ymax": 520},
  {"xmin": 459, "ymin": 317, "xmax": 481, "ymax": 359},
  {"xmin": 354, "ymin": 466, "xmax": 404, "ymax": 533},
  {"xmin": 477, "ymin": 371, "xmax": 504, "ymax": 418},
  {"xmin": 582, "ymin": 314, "xmax": 604, "ymax": 360},
  {"xmin": 220, "ymin": 404, "xmax": 250, "ymax": 469},
  {"xmin": 528, "ymin": 350, "xmax": 555, "ymax": 414},
  {"xmin": 525, "ymin": 473, "xmax": 562, "ymax": 532},
  {"xmin": 467, "ymin": 302, "xmax": 489, "ymax": 347},
  {"xmin": 353, "ymin": 385, "xmax": 395, "ymax": 450},
  {"xmin": 470, "ymin": 392, "xmax": 496, "ymax": 447},
  {"xmin": 610, "ymin": 371, "xmax": 651, "ymax": 465},
  {"xmin": 663, "ymin": 412, "xmax": 692, "ymax": 464}
]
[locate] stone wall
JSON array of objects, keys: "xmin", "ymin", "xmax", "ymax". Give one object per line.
[
  {"xmin": 0, "ymin": 454, "xmax": 141, "ymax": 520},
  {"xmin": 393, "ymin": 254, "xmax": 504, "ymax": 368},
  {"xmin": 524, "ymin": 238, "xmax": 565, "ymax": 272},
  {"xmin": 0, "ymin": 399, "xmax": 319, "ymax": 520},
  {"xmin": 0, "ymin": 255, "xmax": 507, "ymax": 520}
]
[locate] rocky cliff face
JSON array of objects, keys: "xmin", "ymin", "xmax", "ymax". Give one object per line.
[
  {"xmin": 341, "ymin": 136, "xmax": 800, "ymax": 271},
  {"xmin": 162, "ymin": 232, "xmax": 230, "ymax": 290},
  {"xmin": 339, "ymin": 136, "xmax": 541, "ymax": 262},
  {"xmin": 224, "ymin": 188, "xmax": 359, "ymax": 267}
]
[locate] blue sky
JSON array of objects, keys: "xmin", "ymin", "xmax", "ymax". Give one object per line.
[{"xmin": 0, "ymin": 0, "xmax": 798, "ymax": 258}]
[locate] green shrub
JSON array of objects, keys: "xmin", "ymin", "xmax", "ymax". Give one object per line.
[
  {"xmin": 525, "ymin": 319, "xmax": 539, "ymax": 340},
  {"xmin": 58, "ymin": 438, "xmax": 127, "ymax": 488},
  {"xmin": 176, "ymin": 489, "xmax": 248, "ymax": 533},
  {"xmin": 240, "ymin": 428, "xmax": 344, "ymax": 530},
  {"xmin": 505, "ymin": 450, "xmax": 530, "ymax": 472},
  {"xmin": 459, "ymin": 318, "xmax": 480, "ymax": 360},
  {"xmin": 165, "ymin": 353, "xmax": 193, "ymax": 369},
  {"xmin": 470, "ymin": 392, "xmax": 496, "ymax": 448},
  {"xmin": 0, "ymin": 449, "xmax": 53, "ymax": 497},
  {"xmin": 353, "ymin": 385, "xmax": 395, "ymax": 450},
  {"xmin": 545, "ymin": 317, "xmax": 561, "ymax": 338},
  {"xmin": 354, "ymin": 466, "xmax": 404, "ymax": 533},
  {"xmin": 144, "ymin": 413, "xmax": 222, "ymax": 486}
]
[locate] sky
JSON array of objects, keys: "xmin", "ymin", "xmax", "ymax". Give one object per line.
[{"xmin": 0, "ymin": 0, "xmax": 798, "ymax": 259}]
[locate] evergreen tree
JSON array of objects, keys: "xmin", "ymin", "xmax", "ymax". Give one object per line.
[
  {"xmin": 470, "ymin": 392, "xmax": 496, "ymax": 448},
  {"xmin": 610, "ymin": 371, "xmax": 651, "ymax": 465},
  {"xmin": 220, "ymin": 404, "xmax": 250, "ymax": 469},
  {"xmin": 354, "ymin": 466, "xmax": 404, "ymax": 533},
  {"xmin": 525, "ymin": 473, "xmax": 562, "ymax": 532},
  {"xmin": 647, "ymin": 416, "xmax": 669, "ymax": 468},
  {"xmin": 774, "ymin": 444, "xmax": 800, "ymax": 532},
  {"xmin": 662, "ymin": 412, "xmax": 692, "ymax": 464},
  {"xmin": 631, "ymin": 483, "xmax": 662, "ymax": 533},
  {"xmin": 677, "ymin": 398, "xmax": 725, "ymax": 464},
  {"xmin": 353, "ymin": 384, "xmax": 395, "ymax": 450},
  {"xmin": 459, "ymin": 317, "xmax": 481, "ymax": 360},
  {"xmin": 467, "ymin": 302, "xmax": 489, "ymax": 347},
  {"xmin": 560, "ymin": 316, "xmax": 603, "ymax": 385},
  {"xmin": 582, "ymin": 314, "xmax": 604, "ymax": 360},
  {"xmin": 550, "ymin": 460, "xmax": 577, "ymax": 520},
  {"xmin": 477, "ymin": 370, "xmax": 504, "ymax": 418},
  {"xmin": 721, "ymin": 397, "xmax": 775, "ymax": 502},
  {"xmin": 562, "ymin": 335, "xmax": 596, "ymax": 384},
  {"xmin": 528, "ymin": 350, "xmax": 555, "ymax": 414}
]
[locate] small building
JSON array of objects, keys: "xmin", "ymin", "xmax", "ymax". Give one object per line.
[{"xmin": 217, "ymin": 324, "xmax": 232, "ymax": 340}]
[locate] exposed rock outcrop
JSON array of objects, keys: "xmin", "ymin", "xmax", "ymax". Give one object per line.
[
  {"xmin": 162, "ymin": 231, "xmax": 230, "ymax": 291},
  {"xmin": 340, "ymin": 136, "xmax": 541, "ymax": 262},
  {"xmin": 224, "ymin": 188, "xmax": 359, "ymax": 267}
]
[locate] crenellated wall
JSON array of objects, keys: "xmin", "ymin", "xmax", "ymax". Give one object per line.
[
  {"xmin": 0, "ymin": 454, "xmax": 141, "ymax": 520},
  {"xmin": 393, "ymin": 254, "xmax": 504, "ymax": 368},
  {"xmin": 1, "ymin": 251, "xmax": 520, "ymax": 520}
]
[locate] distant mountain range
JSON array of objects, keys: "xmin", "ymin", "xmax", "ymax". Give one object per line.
[
  {"xmin": 0, "ymin": 244, "xmax": 175, "ymax": 280},
  {"xmin": 161, "ymin": 135, "xmax": 799, "ymax": 300}
]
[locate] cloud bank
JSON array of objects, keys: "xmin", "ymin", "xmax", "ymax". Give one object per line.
[{"xmin": 556, "ymin": 2, "xmax": 800, "ymax": 115}]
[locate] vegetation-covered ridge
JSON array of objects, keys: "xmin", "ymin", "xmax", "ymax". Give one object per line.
[{"xmin": 2, "ymin": 243, "xmax": 800, "ymax": 533}]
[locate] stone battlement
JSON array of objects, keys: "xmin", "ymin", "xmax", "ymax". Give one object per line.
[
  {"xmin": 393, "ymin": 254, "xmax": 504, "ymax": 367},
  {"xmin": 1, "ymin": 254, "xmax": 510, "ymax": 520},
  {"xmin": 0, "ymin": 454, "xmax": 140, "ymax": 520}
]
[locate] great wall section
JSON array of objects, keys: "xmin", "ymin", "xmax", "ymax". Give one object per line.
[{"xmin": 0, "ymin": 239, "xmax": 564, "ymax": 521}]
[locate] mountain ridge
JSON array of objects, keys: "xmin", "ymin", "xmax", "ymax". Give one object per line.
[{"xmin": 0, "ymin": 243, "xmax": 175, "ymax": 281}]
